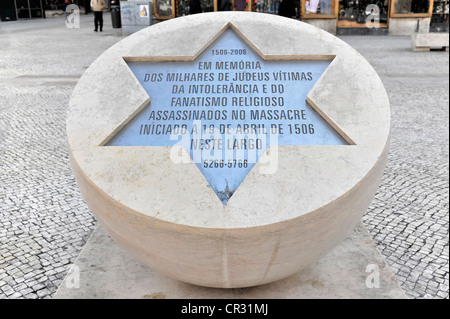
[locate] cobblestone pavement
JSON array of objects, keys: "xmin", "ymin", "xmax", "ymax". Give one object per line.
[
  {"xmin": 0, "ymin": 15, "xmax": 123, "ymax": 299},
  {"xmin": 0, "ymin": 16, "xmax": 448, "ymax": 299},
  {"xmin": 347, "ymin": 35, "xmax": 449, "ymax": 299}
]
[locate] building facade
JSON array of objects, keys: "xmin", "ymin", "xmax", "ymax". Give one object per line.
[
  {"xmin": 155, "ymin": 0, "xmax": 449, "ymax": 35},
  {"xmin": 1, "ymin": 0, "xmax": 449, "ymax": 36}
]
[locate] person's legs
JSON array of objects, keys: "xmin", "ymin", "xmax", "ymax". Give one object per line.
[
  {"xmin": 94, "ymin": 11, "xmax": 99, "ymax": 31},
  {"xmin": 99, "ymin": 12, "xmax": 103, "ymax": 31}
]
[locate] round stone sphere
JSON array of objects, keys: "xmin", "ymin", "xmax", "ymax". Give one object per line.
[{"xmin": 66, "ymin": 12, "xmax": 390, "ymax": 288}]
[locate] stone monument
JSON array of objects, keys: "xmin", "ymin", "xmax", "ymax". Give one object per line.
[{"xmin": 66, "ymin": 12, "xmax": 391, "ymax": 288}]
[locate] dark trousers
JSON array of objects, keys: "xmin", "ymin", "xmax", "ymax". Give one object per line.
[{"xmin": 94, "ymin": 11, "xmax": 103, "ymax": 31}]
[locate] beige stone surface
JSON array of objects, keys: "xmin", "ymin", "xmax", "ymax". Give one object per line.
[
  {"xmin": 389, "ymin": 17, "xmax": 431, "ymax": 36},
  {"xmin": 303, "ymin": 19, "xmax": 337, "ymax": 35},
  {"xmin": 66, "ymin": 12, "xmax": 391, "ymax": 288},
  {"xmin": 53, "ymin": 223, "xmax": 407, "ymax": 299}
]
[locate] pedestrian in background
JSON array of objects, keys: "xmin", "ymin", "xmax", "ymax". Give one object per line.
[
  {"xmin": 278, "ymin": 0, "xmax": 295, "ymax": 17},
  {"xmin": 63, "ymin": 0, "xmax": 72, "ymax": 13},
  {"xmin": 189, "ymin": 0, "xmax": 202, "ymax": 14},
  {"xmin": 220, "ymin": 0, "xmax": 232, "ymax": 11},
  {"xmin": 91, "ymin": 0, "xmax": 106, "ymax": 32}
]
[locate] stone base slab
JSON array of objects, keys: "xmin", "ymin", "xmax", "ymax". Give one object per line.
[
  {"xmin": 412, "ymin": 32, "xmax": 450, "ymax": 51},
  {"xmin": 53, "ymin": 223, "xmax": 407, "ymax": 299}
]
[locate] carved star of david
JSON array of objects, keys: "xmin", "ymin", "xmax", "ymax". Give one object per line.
[{"xmin": 104, "ymin": 24, "xmax": 352, "ymax": 205}]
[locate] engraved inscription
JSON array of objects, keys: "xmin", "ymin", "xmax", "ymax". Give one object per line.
[{"xmin": 107, "ymin": 29, "xmax": 348, "ymax": 205}]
